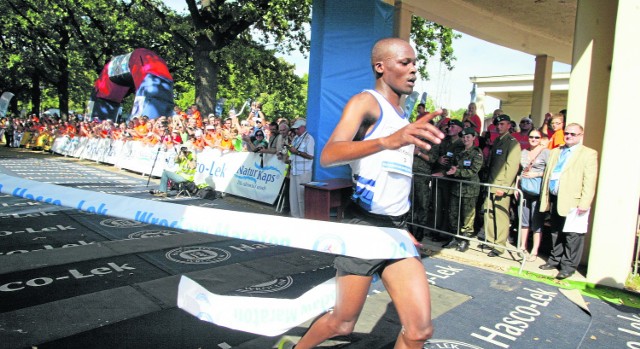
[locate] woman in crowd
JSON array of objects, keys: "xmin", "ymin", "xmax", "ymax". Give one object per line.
[
  {"xmin": 443, "ymin": 128, "xmax": 483, "ymax": 252},
  {"xmin": 518, "ymin": 128, "xmax": 549, "ymax": 261}
]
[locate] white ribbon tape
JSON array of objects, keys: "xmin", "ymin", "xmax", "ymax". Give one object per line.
[
  {"xmin": 178, "ymin": 275, "xmax": 337, "ymax": 336},
  {"xmin": 0, "ymin": 174, "xmax": 418, "ymax": 335}
]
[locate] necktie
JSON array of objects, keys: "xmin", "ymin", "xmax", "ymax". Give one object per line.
[{"xmin": 549, "ymin": 147, "xmax": 569, "ymax": 195}]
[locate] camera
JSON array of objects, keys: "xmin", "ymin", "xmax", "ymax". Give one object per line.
[
  {"xmin": 254, "ymin": 146, "xmax": 264, "ymax": 153},
  {"xmin": 180, "ymin": 146, "xmax": 188, "ymax": 152}
]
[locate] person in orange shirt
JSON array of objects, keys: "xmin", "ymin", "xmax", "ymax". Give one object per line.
[
  {"xmin": 190, "ymin": 104, "xmax": 203, "ymax": 128},
  {"xmin": 192, "ymin": 129, "xmax": 207, "ymax": 151},
  {"xmin": 203, "ymin": 125, "xmax": 220, "ymax": 148},
  {"xmin": 547, "ymin": 114, "xmax": 565, "ymax": 149},
  {"xmin": 132, "ymin": 116, "xmax": 151, "ymax": 140},
  {"xmin": 174, "ymin": 105, "xmax": 188, "ymax": 121}
]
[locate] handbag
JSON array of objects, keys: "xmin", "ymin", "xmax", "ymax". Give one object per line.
[
  {"xmin": 521, "ymin": 176, "xmax": 542, "ymax": 195},
  {"xmin": 520, "ymin": 150, "xmax": 543, "ymax": 195}
]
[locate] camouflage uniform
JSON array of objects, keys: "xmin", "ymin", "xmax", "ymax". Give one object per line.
[
  {"xmin": 411, "ymin": 141, "xmax": 439, "ymax": 240},
  {"xmin": 433, "ymin": 136, "xmax": 464, "ymax": 233},
  {"xmin": 448, "ymin": 147, "xmax": 483, "ymax": 237}
]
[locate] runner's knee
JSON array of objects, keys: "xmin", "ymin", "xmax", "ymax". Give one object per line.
[{"xmin": 401, "ymin": 323, "xmax": 434, "ymax": 342}]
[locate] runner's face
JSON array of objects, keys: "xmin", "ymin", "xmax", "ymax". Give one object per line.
[{"xmin": 380, "ymin": 43, "xmax": 417, "ymax": 96}]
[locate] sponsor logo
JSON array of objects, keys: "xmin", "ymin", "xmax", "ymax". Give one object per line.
[
  {"xmin": 0, "ymin": 262, "xmax": 136, "ymax": 292},
  {"xmin": 236, "ymin": 276, "xmax": 294, "ymax": 294},
  {"xmin": 100, "ymin": 218, "xmax": 148, "ymax": 228},
  {"xmin": 312, "ymin": 234, "xmax": 346, "ymax": 255},
  {"xmin": 128, "ymin": 230, "xmax": 181, "ymax": 239},
  {"xmin": 424, "ymin": 340, "xmax": 483, "ymax": 349},
  {"xmin": 166, "ymin": 246, "xmax": 231, "ymax": 265}
]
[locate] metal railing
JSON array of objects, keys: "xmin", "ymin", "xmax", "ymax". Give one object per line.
[{"xmin": 409, "ymin": 172, "xmax": 528, "ymax": 273}]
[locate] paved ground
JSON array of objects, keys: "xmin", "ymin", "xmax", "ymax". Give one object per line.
[{"xmin": 0, "ymin": 145, "xmax": 635, "ymax": 349}]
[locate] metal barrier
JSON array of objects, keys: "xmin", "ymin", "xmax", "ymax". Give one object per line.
[{"xmin": 409, "ymin": 172, "xmax": 528, "ymax": 273}]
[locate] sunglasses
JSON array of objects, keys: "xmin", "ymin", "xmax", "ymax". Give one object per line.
[
  {"xmin": 520, "ymin": 121, "xmax": 531, "ymax": 124},
  {"xmin": 565, "ymin": 132, "xmax": 582, "ymax": 137},
  {"xmin": 529, "ymin": 136, "xmax": 541, "ymax": 139}
]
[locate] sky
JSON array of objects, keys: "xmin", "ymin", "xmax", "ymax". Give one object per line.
[
  {"xmin": 279, "ymin": 32, "xmax": 571, "ymax": 112},
  {"xmin": 162, "ymin": 0, "xmax": 571, "ymax": 112}
]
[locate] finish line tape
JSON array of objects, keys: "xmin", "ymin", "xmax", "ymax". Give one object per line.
[{"xmin": 0, "ymin": 174, "xmax": 418, "ymax": 335}]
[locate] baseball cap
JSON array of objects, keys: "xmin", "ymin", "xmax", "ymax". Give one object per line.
[{"xmin": 291, "ymin": 119, "xmax": 306, "ymax": 129}]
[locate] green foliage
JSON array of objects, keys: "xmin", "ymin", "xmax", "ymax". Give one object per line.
[{"xmin": 411, "ymin": 17, "xmax": 460, "ymax": 80}]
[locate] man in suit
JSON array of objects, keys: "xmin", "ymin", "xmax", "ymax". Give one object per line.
[
  {"xmin": 483, "ymin": 114, "xmax": 521, "ymax": 257},
  {"xmin": 539, "ymin": 123, "xmax": 598, "ymax": 279}
]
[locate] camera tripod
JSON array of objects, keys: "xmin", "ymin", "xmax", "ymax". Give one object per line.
[{"xmin": 146, "ymin": 124, "xmax": 171, "ymax": 187}]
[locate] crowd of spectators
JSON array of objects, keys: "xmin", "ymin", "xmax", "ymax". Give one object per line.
[
  {"xmin": 412, "ymin": 103, "xmax": 572, "ymax": 262},
  {"xmin": 0, "ymin": 102, "xmax": 300, "ymax": 157}
]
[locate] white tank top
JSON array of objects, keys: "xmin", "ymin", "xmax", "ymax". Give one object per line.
[{"xmin": 350, "ymin": 90, "xmax": 414, "ymax": 216}]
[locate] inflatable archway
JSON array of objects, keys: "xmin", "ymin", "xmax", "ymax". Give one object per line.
[{"xmin": 87, "ymin": 48, "xmax": 174, "ymax": 121}]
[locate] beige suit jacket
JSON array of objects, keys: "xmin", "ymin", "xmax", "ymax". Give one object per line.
[{"xmin": 539, "ymin": 144, "xmax": 598, "ymax": 216}]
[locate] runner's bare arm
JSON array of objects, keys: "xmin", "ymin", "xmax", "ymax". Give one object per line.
[{"xmin": 321, "ymin": 93, "xmax": 445, "ymax": 167}]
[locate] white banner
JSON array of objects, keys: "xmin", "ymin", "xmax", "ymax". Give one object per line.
[
  {"xmin": 193, "ymin": 149, "xmax": 286, "ymax": 204},
  {"xmin": 50, "ymin": 137, "xmax": 286, "ymax": 203}
]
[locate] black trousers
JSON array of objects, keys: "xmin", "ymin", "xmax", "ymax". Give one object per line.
[{"xmin": 548, "ymin": 194, "xmax": 585, "ymax": 274}]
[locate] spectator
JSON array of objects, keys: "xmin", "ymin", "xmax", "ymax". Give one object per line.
[
  {"xmin": 288, "ymin": 118, "xmax": 314, "ymax": 218},
  {"xmin": 244, "ymin": 129, "xmax": 268, "ymax": 153},
  {"xmin": 443, "ymin": 127, "xmax": 483, "ymax": 252},
  {"xmin": 464, "ymin": 102, "xmax": 482, "ymax": 135},
  {"xmin": 276, "ymin": 122, "xmax": 291, "ymax": 162},
  {"xmin": 149, "ymin": 147, "xmax": 196, "ymax": 197},
  {"xmin": 518, "ymin": 129, "xmax": 549, "ymax": 262},
  {"xmin": 189, "ymin": 104, "xmax": 203, "ymax": 128},
  {"xmin": 482, "ymin": 114, "xmax": 521, "ymax": 257},
  {"xmin": 547, "ymin": 114, "xmax": 566, "ymax": 149},
  {"xmin": 539, "ymin": 123, "xmax": 598, "ymax": 279},
  {"xmin": 513, "ymin": 117, "xmax": 533, "ymax": 149},
  {"xmin": 416, "ymin": 103, "xmax": 428, "ymax": 120},
  {"xmin": 203, "ymin": 125, "xmax": 219, "ymax": 148},
  {"xmin": 431, "ymin": 119, "xmax": 465, "ymax": 242},
  {"xmin": 260, "ymin": 121, "xmax": 283, "ymax": 155},
  {"xmin": 411, "ymin": 138, "xmax": 439, "ymax": 241}
]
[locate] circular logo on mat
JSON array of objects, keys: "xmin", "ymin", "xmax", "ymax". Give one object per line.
[
  {"xmin": 423, "ymin": 340, "xmax": 483, "ymax": 349},
  {"xmin": 236, "ymin": 276, "xmax": 294, "ymax": 294},
  {"xmin": 100, "ymin": 218, "xmax": 148, "ymax": 228},
  {"xmin": 166, "ymin": 246, "xmax": 231, "ymax": 264},
  {"xmin": 128, "ymin": 230, "xmax": 181, "ymax": 239},
  {"xmin": 312, "ymin": 234, "xmax": 346, "ymax": 255}
]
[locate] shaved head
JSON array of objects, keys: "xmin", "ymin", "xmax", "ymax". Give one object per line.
[{"xmin": 371, "ymin": 38, "xmax": 412, "ymax": 73}]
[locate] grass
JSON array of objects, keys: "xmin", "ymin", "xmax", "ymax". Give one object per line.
[{"xmin": 507, "ymin": 267, "xmax": 640, "ymax": 308}]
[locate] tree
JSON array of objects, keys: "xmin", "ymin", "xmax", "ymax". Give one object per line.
[
  {"xmin": 411, "ymin": 17, "xmax": 460, "ymax": 81},
  {"xmin": 140, "ymin": 0, "xmax": 311, "ymax": 114}
]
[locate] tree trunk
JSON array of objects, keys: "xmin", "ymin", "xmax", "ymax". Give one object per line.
[
  {"xmin": 57, "ymin": 57, "xmax": 69, "ymax": 117},
  {"xmin": 31, "ymin": 72, "xmax": 41, "ymax": 116},
  {"xmin": 193, "ymin": 37, "xmax": 218, "ymax": 115},
  {"xmin": 57, "ymin": 28, "xmax": 70, "ymax": 117}
]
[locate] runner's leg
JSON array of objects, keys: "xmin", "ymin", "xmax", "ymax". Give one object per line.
[
  {"xmin": 380, "ymin": 257, "xmax": 432, "ymax": 349},
  {"xmin": 295, "ymin": 271, "xmax": 372, "ymax": 349}
]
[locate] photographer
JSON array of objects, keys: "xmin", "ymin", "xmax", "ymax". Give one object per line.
[{"xmin": 149, "ymin": 147, "xmax": 196, "ymax": 198}]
